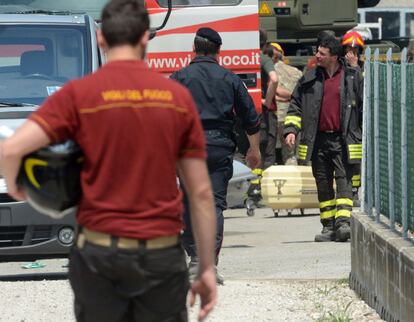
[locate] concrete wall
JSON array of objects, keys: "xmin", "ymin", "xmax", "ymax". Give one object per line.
[{"xmin": 350, "ymin": 212, "xmax": 414, "ymax": 322}]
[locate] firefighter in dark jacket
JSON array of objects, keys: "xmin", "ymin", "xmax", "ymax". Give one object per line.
[{"xmin": 284, "ymin": 36, "xmax": 363, "ymax": 242}]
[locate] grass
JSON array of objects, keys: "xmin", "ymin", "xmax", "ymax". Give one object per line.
[
  {"xmin": 336, "ymin": 278, "xmax": 349, "ymax": 285},
  {"xmin": 316, "ymin": 284, "xmax": 338, "ymax": 296},
  {"xmin": 316, "ymin": 314, "xmax": 352, "ymax": 322},
  {"xmin": 316, "ymin": 301, "xmax": 353, "ymax": 322}
]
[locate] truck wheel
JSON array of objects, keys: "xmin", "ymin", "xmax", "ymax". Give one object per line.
[
  {"xmin": 273, "ymin": 210, "xmax": 279, "ymax": 217},
  {"xmin": 300, "ymin": 208, "xmax": 305, "ymax": 215}
]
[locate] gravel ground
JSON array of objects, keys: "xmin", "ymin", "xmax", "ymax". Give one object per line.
[
  {"xmin": 0, "ymin": 279, "xmax": 384, "ymax": 322},
  {"xmin": 189, "ymin": 280, "xmax": 384, "ymax": 322}
]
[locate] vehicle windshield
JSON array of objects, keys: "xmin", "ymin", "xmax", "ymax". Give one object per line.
[
  {"xmin": 0, "ymin": 0, "xmax": 106, "ymax": 20},
  {"xmin": 0, "ymin": 24, "xmax": 89, "ymax": 106}
]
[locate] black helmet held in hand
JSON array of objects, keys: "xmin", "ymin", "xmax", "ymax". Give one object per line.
[{"xmin": 17, "ymin": 140, "xmax": 83, "ymax": 219}]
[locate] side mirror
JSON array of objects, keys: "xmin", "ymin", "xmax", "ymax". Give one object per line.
[
  {"xmin": 150, "ymin": 0, "xmax": 172, "ymax": 40},
  {"xmin": 149, "ymin": 28, "xmax": 157, "ymax": 40}
]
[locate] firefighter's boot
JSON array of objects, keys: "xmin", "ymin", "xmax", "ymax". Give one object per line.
[
  {"xmin": 314, "ymin": 218, "xmax": 335, "ymax": 242},
  {"xmin": 335, "ymin": 220, "xmax": 351, "ymax": 242},
  {"xmin": 244, "ymin": 168, "xmax": 263, "ymax": 212}
]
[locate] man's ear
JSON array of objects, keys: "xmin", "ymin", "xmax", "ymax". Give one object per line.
[
  {"xmin": 140, "ymin": 30, "xmax": 150, "ymax": 48},
  {"xmin": 96, "ymin": 29, "xmax": 108, "ymax": 51}
]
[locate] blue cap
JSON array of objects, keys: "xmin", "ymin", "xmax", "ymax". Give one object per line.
[{"xmin": 196, "ymin": 27, "xmax": 222, "ymax": 46}]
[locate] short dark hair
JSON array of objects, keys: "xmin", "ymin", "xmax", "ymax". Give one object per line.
[
  {"xmin": 194, "ymin": 36, "xmax": 220, "ymax": 56},
  {"xmin": 101, "ymin": 0, "xmax": 149, "ymax": 47},
  {"xmin": 319, "ymin": 36, "xmax": 342, "ymax": 58},
  {"xmin": 317, "ymin": 30, "xmax": 335, "ymax": 47}
]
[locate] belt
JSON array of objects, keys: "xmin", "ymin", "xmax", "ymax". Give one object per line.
[{"xmin": 77, "ymin": 228, "xmax": 179, "ymax": 250}]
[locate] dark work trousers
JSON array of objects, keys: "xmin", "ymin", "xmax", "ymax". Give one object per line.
[
  {"xmin": 182, "ymin": 139, "xmax": 234, "ymax": 263},
  {"xmin": 277, "ymin": 120, "xmax": 298, "ymax": 164},
  {"xmin": 69, "ymin": 240, "xmax": 189, "ymax": 322},
  {"xmin": 311, "ymin": 132, "xmax": 354, "ymax": 227},
  {"xmin": 259, "ymin": 106, "xmax": 277, "ymax": 169},
  {"xmin": 352, "ymin": 164, "xmax": 361, "ymax": 188}
]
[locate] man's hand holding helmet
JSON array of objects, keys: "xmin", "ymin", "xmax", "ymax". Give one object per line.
[
  {"xmin": 342, "ymin": 31, "xmax": 365, "ymax": 68},
  {"xmin": 345, "ymin": 50, "xmax": 359, "ymax": 68}
]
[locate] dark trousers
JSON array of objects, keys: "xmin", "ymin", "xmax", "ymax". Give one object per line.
[
  {"xmin": 352, "ymin": 164, "xmax": 361, "ymax": 188},
  {"xmin": 182, "ymin": 144, "xmax": 234, "ymax": 262},
  {"xmin": 311, "ymin": 132, "xmax": 353, "ymax": 227},
  {"xmin": 234, "ymin": 107, "xmax": 277, "ymax": 168},
  {"xmin": 277, "ymin": 120, "xmax": 297, "ymax": 163},
  {"xmin": 69, "ymin": 240, "xmax": 189, "ymax": 322},
  {"xmin": 259, "ymin": 107, "xmax": 278, "ymax": 169}
]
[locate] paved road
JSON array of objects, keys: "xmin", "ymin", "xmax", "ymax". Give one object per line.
[
  {"xmin": 220, "ymin": 208, "xmax": 351, "ymax": 280},
  {"xmin": 0, "ymin": 207, "xmax": 350, "ymax": 280}
]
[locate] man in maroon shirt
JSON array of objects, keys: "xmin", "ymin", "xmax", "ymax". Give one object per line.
[
  {"xmin": 1, "ymin": 0, "xmax": 217, "ymax": 321},
  {"xmin": 284, "ymin": 36, "xmax": 363, "ymax": 243}
]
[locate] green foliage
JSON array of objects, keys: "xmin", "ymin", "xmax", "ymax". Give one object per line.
[
  {"xmin": 315, "ymin": 298, "xmax": 353, "ymax": 322},
  {"xmin": 316, "ymin": 284, "xmax": 338, "ymax": 296}
]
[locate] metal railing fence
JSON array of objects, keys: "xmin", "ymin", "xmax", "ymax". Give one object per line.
[{"xmin": 362, "ymin": 47, "xmax": 414, "ymax": 236}]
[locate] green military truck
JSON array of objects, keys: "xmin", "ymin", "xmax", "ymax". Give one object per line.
[{"xmin": 259, "ymin": 0, "xmax": 385, "ymax": 68}]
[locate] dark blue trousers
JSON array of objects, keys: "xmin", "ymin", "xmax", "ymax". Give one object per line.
[{"xmin": 181, "ymin": 144, "xmax": 234, "ymax": 262}]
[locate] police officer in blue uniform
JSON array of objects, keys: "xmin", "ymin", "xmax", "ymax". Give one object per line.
[{"xmin": 171, "ymin": 27, "xmax": 261, "ymax": 284}]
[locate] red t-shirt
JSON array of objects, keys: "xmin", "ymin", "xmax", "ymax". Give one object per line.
[
  {"xmin": 30, "ymin": 60, "xmax": 206, "ymax": 239},
  {"xmin": 318, "ymin": 66, "xmax": 343, "ymax": 132}
]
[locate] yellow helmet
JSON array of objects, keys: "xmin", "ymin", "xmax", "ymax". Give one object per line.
[{"xmin": 270, "ymin": 42, "xmax": 284, "ymax": 56}]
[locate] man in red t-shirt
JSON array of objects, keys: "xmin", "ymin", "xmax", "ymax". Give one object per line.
[{"xmin": 1, "ymin": 0, "xmax": 217, "ymax": 321}]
